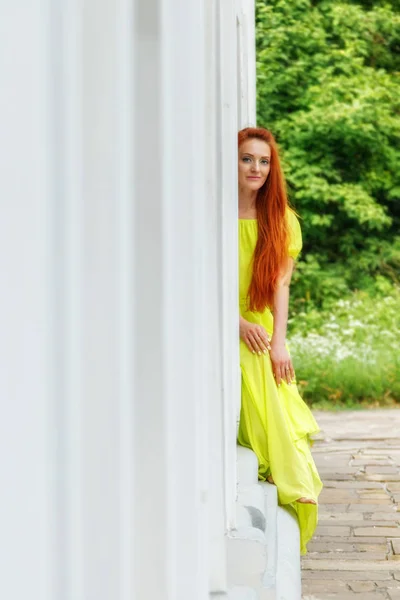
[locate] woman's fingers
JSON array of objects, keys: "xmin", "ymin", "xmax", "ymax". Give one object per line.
[
  {"xmin": 273, "ymin": 363, "xmax": 282, "ymax": 386},
  {"xmin": 246, "ymin": 328, "xmax": 270, "ymax": 355},
  {"xmin": 246, "ymin": 333, "xmax": 260, "ymax": 354},
  {"xmin": 243, "ymin": 324, "xmax": 271, "ymax": 356},
  {"xmin": 251, "ymin": 332, "xmax": 266, "ymax": 355},
  {"xmin": 273, "ymin": 361, "xmax": 295, "ymax": 386},
  {"xmin": 254, "ymin": 330, "xmax": 270, "ymax": 353},
  {"xmin": 285, "ymin": 363, "xmax": 292, "ymax": 384}
]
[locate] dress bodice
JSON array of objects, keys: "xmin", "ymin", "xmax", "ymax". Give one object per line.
[{"xmin": 239, "ymin": 210, "xmax": 303, "ymax": 312}]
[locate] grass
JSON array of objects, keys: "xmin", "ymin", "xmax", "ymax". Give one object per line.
[{"xmin": 288, "ymin": 287, "xmax": 400, "ymax": 410}]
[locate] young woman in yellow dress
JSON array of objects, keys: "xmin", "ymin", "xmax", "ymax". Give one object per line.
[{"xmin": 237, "ymin": 126, "xmax": 323, "ymax": 555}]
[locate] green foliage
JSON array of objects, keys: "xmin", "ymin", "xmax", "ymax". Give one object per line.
[
  {"xmin": 288, "ymin": 288, "xmax": 400, "ymax": 407},
  {"xmin": 256, "ymin": 0, "xmax": 400, "ymax": 308}
]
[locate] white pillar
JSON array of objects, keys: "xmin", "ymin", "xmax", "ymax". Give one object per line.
[
  {"xmin": 0, "ymin": 2, "xmax": 57, "ymax": 598},
  {"xmin": 236, "ymin": 0, "xmax": 257, "ymax": 127},
  {"xmin": 219, "ymin": 0, "xmax": 241, "ymax": 535},
  {"xmin": 0, "ymin": 1, "xmax": 256, "ymax": 598},
  {"xmin": 132, "ymin": 0, "xmax": 209, "ymax": 598}
]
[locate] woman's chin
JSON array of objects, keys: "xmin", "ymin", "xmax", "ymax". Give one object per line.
[{"xmin": 245, "ymin": 182, "xmax": 264, "ymax": 191}]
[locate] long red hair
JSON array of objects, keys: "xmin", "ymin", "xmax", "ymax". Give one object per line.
[{"xmin": 238, "ymin": 127, "xmax": 291, "ymax": 312}]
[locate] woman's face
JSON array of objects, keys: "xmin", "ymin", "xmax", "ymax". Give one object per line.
[{"xmin": 238, "ymin": 138, "xmax": 271, "ymax": 192}]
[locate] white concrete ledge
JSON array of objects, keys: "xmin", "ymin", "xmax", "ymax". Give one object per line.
[
  {"xmin": 237, "ymin": 446, "xmax": 259, "ymax": 486},
  {"xmin": 228, "ymin": 586, "xmax": 258, "ymax": 600},
  {"xmin": 231, "ymin": 446, "xmax": 301, "ymax": 599},
  {"xmin": 276, "ymin": 507, "xmax": 301, "ymax": 600}
]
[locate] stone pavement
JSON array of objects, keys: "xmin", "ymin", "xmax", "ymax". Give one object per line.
[{"xmin": 301, "ymin": 409, "xmax": 400, "ymax": 600}]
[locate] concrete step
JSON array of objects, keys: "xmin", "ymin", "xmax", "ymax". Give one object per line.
[
  {"xmin": 237, "ymin": 446, "xmax": 259, "ymax": 486},
  {"xmin": 231, "ymin": 446, "xmax": 302, "ymax": 600},
  {"xmin": 228, "ymin": 586, "xmax": 275, "ymax": 600},
  {"xmin": 228, "ymin": 587, "xmax": 258, "ymax": 600},
  {"xmin": 276, "ymin": 506, "xmax": 301, "ymax": 600},
  {"xmin": 259, "ymin": 482, "xmax": 278, "ymax": 589}
]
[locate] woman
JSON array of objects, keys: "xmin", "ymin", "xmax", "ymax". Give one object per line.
[{"xmin": 237, "ymin": 126, "xmax": 323, "ymax": 555}]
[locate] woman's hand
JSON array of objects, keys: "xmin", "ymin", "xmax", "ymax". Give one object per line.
[
  {"xmin": 269, "ymin": 337, "xmax": 295, "ymax": 386},
  {"xmin": 240, "ymin": 317, "xmax": 271, "ymax": 355}
]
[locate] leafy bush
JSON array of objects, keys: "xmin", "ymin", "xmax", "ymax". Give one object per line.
[
  {"xmin": 288, "ymin": 287, "xmax": 400, "ymax": 407},
  {"xmin": 256, "ymin": 0, "xmax": 400, "ymax": 308}
]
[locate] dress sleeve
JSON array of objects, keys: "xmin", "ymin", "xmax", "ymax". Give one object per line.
[{"xmin": 287, "ymin": 210, "xmax": 302, "ymax": 260}]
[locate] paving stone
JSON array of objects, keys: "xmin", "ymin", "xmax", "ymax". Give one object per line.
[
  {"xmin": 319, "ymin": 521, "xmax": 394, "ymax": 528},
  {"xmin": 319, "ymin": 491, "xmax": 357, "ymax": 501},
  {"xmin": 367, "ymin": 474, "xmax": 400, "ymax": 482},
  {"xmin": 318, "ymin": 497, "xmax": 353, "ymax": 504},
  {"xmin": 348, "ymin": 580, "xmax": 376, "ymax": 592},
  {"xmin": 356, "ymin": 521, "xmax": 400, "ymax": 528},
  {"xmin": 364, "ymin": 449, "xmax": 395, "ymax": 455},
  {"xmin": 358, "ymin": 492, "xmax": 391, "ymax": 500},
  {"xmin": 320, "ymin": 503, "xmax": 352, "ymax": 512},
  {"xmin": 365, "ymin": 512, "xmax": 400, "ymax": 521},
  {"xmin": 303, "ymin": 409, "xmax": 400, "ymax": 599},
  {"xmin": 306, "ymin": 551, "xmax": 387, "ymax": 560},
  {"xmin": 366, "ymin": 466, "xmax": 400, "ymax": 474},
  {"xmin": 388, "ymin": 484, "xmax": 400, "ymax": 492},
  {"xmin": 315, "ymin": 525, "xmax": 352, "ymax": 537},
  {"xmin": 352, "ymin": 459, "xmax": 393, "ymax": 466},
  {"xmin": 356, "ymin": 498, "xmax": 395, "ymax": 504},
  {"xmin": 303, "ymin": 594, "xmax": 386, "ymax": 600},
  {"xmin": 318, "ymin": 467, "xmax": 362, "ymax": 474},
  {"xmin": 301, "ymin": 580, "xmax": 348, "ymax": 593},
  {"xmin": 302, "ymin": 559, "xmax": 400, "ymax": 571},
  {"xmin": 307, "ymin": 541, "xmax": 387, "ymax": 552},
  {"xmin": 323, "ymin": 481, "xmax": 383, "ymax": 489},
  {"xmin": 353, "ymin": 526, "xmax": 400, "ymax": 536},
  {"xmin": 348, "ymin": 503, "xmax": 397, "ymax": 512},
  {"xmin": 312, "ymin": 536, "xmax": 388, "ymax": 544},
  {"xmin": 315, "ymin": 456, "xmax": 352, "ymax": 466},
  {"xmin": 302, "ymin": 570, "xmax": 393, "ymax": 580},
  {"xmin": 318, "ymin": 513, "xmax": 363, "ymax": 521},
  {"xmin": 322, "ymin": 473, "xmax": 358, "ymax": 480},
  {"xmin": 384, "ymin": 581, "xmax": 400, "ymax": 588}
]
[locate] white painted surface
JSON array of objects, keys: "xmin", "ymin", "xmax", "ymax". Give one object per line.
[
  {"xmin": 0, "ymin": 1, "xmax": 258, "ymax": 599},
  {"xmin": 0, "ymin": 3, "xmax": 55, "ymax": 599}
]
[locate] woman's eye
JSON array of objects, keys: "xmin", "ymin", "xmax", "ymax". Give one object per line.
[
  {"xmin": 243, "ymin": 157, "xmax": 251, "ymax": 162},
  {"xmin": 261, "ymin": 160, "xmax": 269, "ymax": 165}
]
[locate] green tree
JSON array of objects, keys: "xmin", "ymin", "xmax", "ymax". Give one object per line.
[{"xmin": 256, "ymin": 0, "xmax": 400, "ymax": 309}]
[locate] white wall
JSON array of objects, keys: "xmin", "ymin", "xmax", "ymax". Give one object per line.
[{"xmin": 0, "ymin": 1, "xmax": 255, "ymax": 599}]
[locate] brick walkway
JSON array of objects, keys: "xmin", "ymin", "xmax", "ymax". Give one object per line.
[{"xmin": 302, "ymin": 409, "xmax": 400, "ymax": 600}]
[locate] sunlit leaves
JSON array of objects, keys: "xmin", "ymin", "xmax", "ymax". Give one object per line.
[{"xmin": 256, "ymin": 0, "xmax": 400, "ymax": 306}]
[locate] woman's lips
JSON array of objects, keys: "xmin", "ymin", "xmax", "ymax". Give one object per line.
[{"xmin": 248, "ymin": 176, "xmax": 261, "ymax": 180}]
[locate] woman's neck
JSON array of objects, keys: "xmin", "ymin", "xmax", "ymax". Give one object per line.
[{"xmin": 238, "ymin": 188, "xmax": 257, "ymax": 217}]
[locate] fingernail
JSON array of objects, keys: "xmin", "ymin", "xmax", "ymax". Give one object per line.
[
  {"xmin": 252, "ymin": 350, "xmax": 256, "ymax": 354},
  {"xmin": 258, "ymin": 351, "xmax": 261, "ymax": 355},
  {"xmin": 263, "ymin": 350, "xmax": 267, "ymax": 354}
]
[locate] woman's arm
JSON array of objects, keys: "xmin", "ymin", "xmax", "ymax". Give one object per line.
[{"xmin": 270, "ymin": 257, "xmax": 296, "ymax": 385}]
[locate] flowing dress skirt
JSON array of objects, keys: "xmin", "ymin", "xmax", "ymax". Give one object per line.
[{"xmin": 238, "ymin": 307, "xmax": 323, "ymax": 555}]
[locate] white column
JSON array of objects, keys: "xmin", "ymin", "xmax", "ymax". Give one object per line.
[
  {"xmin": 236, "ymin": 0, "xmax": 257, "ymax": 128},
  {"xmin": 132, "ymin": 1, "xmax": 209, "ymax": 598},
  {"xmin": 0, "ymin": 3, "xmax": 57, "ymax": 599},
  {"xmin": 204, "ymin": 0, "xmax": 229, "ymax": 593},
  {"xmin": 219, "ymin": 0, "xmax": 241, "ymax": 534},
  {"xmin": 56, "ymin": 0, "xmax": 136, "ymax": 598},
  {"xmin": 0, "ymin": 0, "xmax": 255, "ymax": 598}
]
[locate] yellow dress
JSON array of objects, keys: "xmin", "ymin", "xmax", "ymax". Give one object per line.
[{"xmin": 238, "ymin": 210, "xmax": 323, "ymax": 555}]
